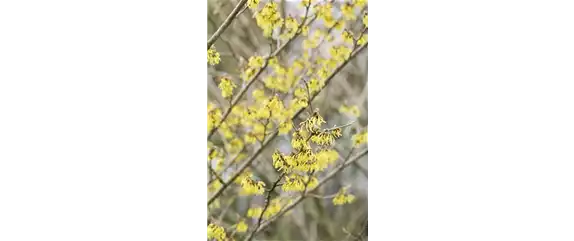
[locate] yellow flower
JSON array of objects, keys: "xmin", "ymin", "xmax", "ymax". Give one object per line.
[
  {"xmin": 357, "ymin": 34, "xmax": 368, "ymax": 46},
  {"xmin": 316, "ymin": 67, "xmax": 330, "ymax": 81},
  {"xmin": 266, "ymin": 95, "xmax": 283, "ymax": 114},
  {"xmin": 255, "ymin": 2, "xmax": 283, "ymax": 37},
  {"xmin": 208, "ymin": 108, "xmax": 222, "ymax": 132},
  {"xmin": 207, "ymin": 47, "xmax": 221, "ymax": 65},
  {"xmin": 208, "ymin": 148, "xmax": 218, "ymax": 161},
  {"xmin": 208, "ymin": 179, "xmax": 222, "ymax": 194},
  {"xmin": 239, "ymin": 175, "xmax": 266, "ymax": 195},
  {"xmin": 316, "ymin": 3, "xmax": 333, "ymax": 21},
  {"xmin": 255, "ymin": 106, "xmax": 271, "ymax": 119},
  {"xmin": 209, "ymin": 199, "xmax": 220, "ymax": 209},
  {"xmin": 218, "ymin": 77, "xmax": 236, "ymax": 99},
  {"xmin": 272, "ymin": 150, "xmax": 290, "ymax": 171},
  {"xmin": 291, "ymin": 130, "xmax": 309, "ymax": 151},
  {"xmin": 248, "ymin": 56, "xmax": 265, "ymax": 69},
  {"xmin": 207, "ymin": 223, "xmax": 227, "ymax": 241},
  {"xmin": 214, "ymin": 158, "xmax": 225, "ymax": 172},
  {"xmin": 308, "ymin": 78, "xmax": 323, "ymax": 94},
  {"xmin": 354, "ymin": 0, "xmax": 367, "ymax": 8},
  {"xmin": 262, "ymin": 199, "xmax": 283, "ymax": 219},
  {"xmin": 219, "ymin": 124, "xmax": 234, "ymax": 140},
  {"xmin": 293, "ymin": 98, "xmax": 308, "ymax": 110},
  {"xmin": 341, "ymin": 3, "xmax": 356, "ymax": 21},
  {"xmin": 234, "ymin": 170, "xmax": 252, "ymax": 184},
  {"xmin": 352, "ymin": 131, "xmax": 368, "ymax": 147},
  {"xmin": 333, "ymin": 187, "xmax": 356, "ymax": 205},
  {"xmin": 329, "ymin": 45, "xmax": 352, "ymax": 61},
  {"xmin": 282, "ymin": 174, "xmax": 318, "ymax": 192},
  {"xmin": 247, "ymin": 0, "xmax": 260, "ymax": 10},
  {"xmin": 241, "ymin": 67, "xmax": 256, "ymax": 82},
  {"xmin": 281, "ymin": 17, "xmax": 299, "ymax": 40},
  {"xmin": 235, "ymin": 220, "xmax": 248, "ymax": 233},
  {"xmin": 267, "ymin": 56, "xmax": 278, "ymax": 66},
  {"xmin": 247, "ymin": 207, "xmax": 263, "ymax": 218},
  {"xmin": 300, "ymin": 111, "xmax": 326, "ymax": 133},
  {"xmin": 333, "ymin": 20, "xmax": 345, "ymax": 31},
  {"xmin": 322, "ymin": 14, "xmax": 336, "ymax": 28},
  {"xmin": 310, "ymin": 129, "xmax": 342, "ymax": 146},
  {"xmin": 342, "ymin": 30, "xmax": 354, "ymax": 44},
  {"xmin": 278, "ymin": 120, "xmax": 293, "ymax": 134},
  {"xmin": 227, "ymin": 138, "xmax": 244, "ymax": 154},
  {"xmin": 244, "ymin": 133, "xmax": 257, "ymax": 144},
  {"xmin": 363, "ymin": 12, "xmax": 368, "ymax": 27},
  {"xmin": 252, "ymin": 89, "xmax": 266, "ymax": 101},
  {"xmin": 299, "ymin": 0, "xmax": 312, "ymax": 8},
  {"xmin": 252, "ymin": 122, "xmax": 266, "ymax": 140},
  {"xmin": 315, "ymin": 149, "xmax": 339, "ymax": 169},
  {"xmin": 294, "ymin": 87, "xmax": 307, "ymax": 99}
]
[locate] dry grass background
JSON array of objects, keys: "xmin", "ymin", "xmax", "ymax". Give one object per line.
[{"xmin": 208, "ymin": 1, "xmax": 368, "ymax": 240}]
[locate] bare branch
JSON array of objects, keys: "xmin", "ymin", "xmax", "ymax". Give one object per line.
[{"xmin": 208, "ymin": 0, "xmax": 248, "ymax": 49}]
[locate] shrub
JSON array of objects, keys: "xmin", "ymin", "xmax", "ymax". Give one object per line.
[{"xmin": 207, "ymin": 1, "xmax": 368, "ymax": 240}]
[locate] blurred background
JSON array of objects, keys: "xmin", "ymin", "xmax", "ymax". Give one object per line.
[{"xmin": 208, "ymin": 1, "xmax": 367, "ymax": 240}]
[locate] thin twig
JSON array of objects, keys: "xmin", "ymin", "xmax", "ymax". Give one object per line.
[
  {"xmin": 324, "ymin": 120, "xmax": 356, "ymax": 131},
  {"xmin": 306, "ymin": 192, "xmax": 340, "ymax": 199},
  {"xmin": 246, "ymin": 173, "xmax": 286, "ymax": 241},
  {"xmin": 208, "ymin": 0, "xmax": 248, "ymax": 49}
]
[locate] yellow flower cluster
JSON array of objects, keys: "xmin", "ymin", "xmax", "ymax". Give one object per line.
[
  {"xmin": 310, "ymin": 128, "xmax": 342, "ymax": 146},
  {"xmin": 303, "ymin": 30, "xmax": 324, "ymax": 50},
  {"xmin": 315, "ymin": 3, "xmax": 336, "ymax": 27},
  {"xmin": 300, "ymin": 111, "xmax": 326, "ymax": 133},
  {"xmin": 255, "ymin": 2, "xmax": 283, "ymax": 38},
  {"xmin": 247, "ymin": 0, "xmax": 259, "ymax": 10},
  {"xmin": 307, "ymin": 78, "xmax": 325, "ymax": 95},
  {"xmin": 329, "ymin": 45, "xmax": 352, "ymax": 62},
  {"xmin": 299, "ymin": 0, "xmax": 312, "ymax": 8},
  {"xmin": 282, "ymin": 174, "xmax": 318, "ymax": 192},
  {"xmin": 207, "ymin": 105, "xmax": 222, "ymax": 133},
  {"xmin": 342, "ymin": 30, "xmax": 354, "ymax": 44},
  {"xmin": 239, "ymin": 174, "xmax": 266, "ymax": 196},
  {"xmin": 263, "ymin": 61, "xmax": 302, "ymax": 93},
  {"xmin": 218, "ymin": 77, "xmax": 236, "ymax": 99},
  {"xmin": 363, "ymin": 12, "xmax": 368, "ymax": 27},
  {"xmin": 234, "ymin": 170, "xmax": 252, "ymax": 185},
  {"xmin": 263, "ymin": 199, "xmax": 283, "ymax": 219},
  {"xmin": 248, "ymin": 56, "xmax": 265, "ymax": 69},
  {"xmin": 280, "ymin": 16, "xmax": 299, "ymax": 40},
  {"xmin": 208, "ymin": 47, "xmax": 220, "ymax": 65},
  {"xmin": 226, "ymin": 138, "xmax": 243, "ymax": 154},
  {"xmin": 352, "ymin": 131, "xmax": 368, "ymax": 147},
  {"xmin": 333, "ymin": 187, "xmax": 356, "ymax": 205},
  {"xmin": 209, "ymin": 180, "xmax": 222, "ymax": 194},
  {"xmin": 357, "ymin": 34, "xmax": 368, "ymax": 46},
  {"xmin": 341, "ymin": 3, "xmax": 356, "ymax": 21},
  {"xmin": 275, "ymin": 148, "xmax": 337, "ymax": 172},
  {"xmin": 247, "ymin": 207, "xmax": 262, "ymax": 218},
  {"xmin": 207, "ymin": 223, "xmax": 227, "ymax": 241},
  {"xmin": 246, "ymin": 199, "xmax": 284, "ymax": 220},
  {"xmin": 235, "ymin": 220, "xmax": 248, "ymax": 233}
]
